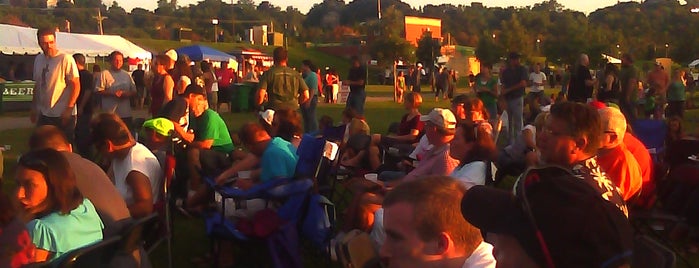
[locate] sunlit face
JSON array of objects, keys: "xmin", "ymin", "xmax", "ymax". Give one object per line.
[
  {"xmin": 110, "ymin": 54, "xmax": 124, "ymax": 70},
  {"xmin": 537, "ymin": 116, "xmax": 577, "ymax": 166},
  {"xmin": 449, "ymin": 126, "xmax": 472, "ymax": 161},
  {"xmin": 488, "ymin": 233, "xmax": 541, "ymax": 268},
  {"xmin": 189, "ymin": 94, "xmax": 208, "ymax": 117},
  {"xmin": 37, "ymin": 34, "xmax": 57, "ymax": 57},
  {"xmin": 15, "ymin": 166, "xmax": 49, "ymax": 215},
  {"xmin": 380, "ymin": 203, "xmax": 438, "ymax": 268}
]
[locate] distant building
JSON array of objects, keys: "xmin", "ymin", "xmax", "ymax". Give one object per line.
[
  {"xmin": 46, "ymin": 0, "xmax": 73, "ymax": 8},
  {"xmin": 404, "ymin": 16, "xmax": 442, "ymax": 47},
  {"xmin": 471, "ymin": 2, "xmax": 484, "ymax": 8}
]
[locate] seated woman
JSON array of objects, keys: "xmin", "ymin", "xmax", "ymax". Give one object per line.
[
  {"xmin": 271, "ymin": 107, "xmax": 304, "ymax": 148},
  {"xmin": 494, "ymin": 112, "xmax": 548, "ymax": 185},
  {"xmin": 460, "ymin": 95, "xmax": 493, "ymax": 137},
  {"xmin": 371, "ymin": 92, "xmax": 424, "ymax": 149},
  {"xmin": 15, "ymin": 149, "xmax": 103, "ymax": 263},
  {"xmin": 340, "ymin": 134, "xmax": 381, "ymax": 175},
  {"xmin": 449, "ymin": 122, "xmax": 497, "ymax": 186}
]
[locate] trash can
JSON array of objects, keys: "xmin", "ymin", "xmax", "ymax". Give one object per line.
[{"xmin": 232, "ymin": 83, "xmax": 257, "ymax": 112}]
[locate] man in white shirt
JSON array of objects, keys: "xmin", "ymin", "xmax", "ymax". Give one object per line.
[
  {"xmin": 380, "ymin": 176, "xmax": 496, "ymax": 268},
  {"xmin": 527, "ymin": 63, "xmax": 548, "ymax": 118},
  {"xmin": 96, "ymin": 51, "xmax": 137, "ymax": 129},
  {"xmin": 31, "ymin": 27, "xmax": 81, "ymax": 142}
]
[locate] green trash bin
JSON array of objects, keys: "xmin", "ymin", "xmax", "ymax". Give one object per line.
[{"xmin": 232, "ymin": 83, "xmax": 256, "ymax": 112}]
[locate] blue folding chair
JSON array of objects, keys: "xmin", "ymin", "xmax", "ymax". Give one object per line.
[{"xmin": 204, "ymin": 134, "xmax": 338, "ymax": 268}]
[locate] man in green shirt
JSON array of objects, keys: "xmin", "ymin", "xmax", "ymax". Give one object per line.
[
  {"xmin": 256, "ymin": 47, "xmax": 309, "ymax": 110},
  {"xmin": 618, "ymin": 54, "xmax": 639, "ymax": 123},
  {"xmin": 174, "ymin": 84, "xmax": 235, "ymax": 190}
]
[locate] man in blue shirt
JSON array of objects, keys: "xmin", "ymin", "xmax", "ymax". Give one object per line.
[
  {"xmin": 232, "ymin": 122, "xmax": 298, "ymax": 190},
  {"xmin": 346, "ymin": 56, "xmax": 367, "ymax": 115},
  {"xmin": 301, "ymin": 60, "xmax": 319, "ymax": 133}
]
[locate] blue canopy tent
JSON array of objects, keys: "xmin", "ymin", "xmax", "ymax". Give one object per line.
[{"xmin": 175, "ymin": 45, "xmax": 235, "ymax": 62}]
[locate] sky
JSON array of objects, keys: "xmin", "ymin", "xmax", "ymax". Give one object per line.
[{"xmin": 115, "ymin": 0, "xmax": 629, "ymax": 15}]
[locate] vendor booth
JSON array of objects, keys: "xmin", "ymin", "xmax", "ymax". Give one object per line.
[{"xmin": 0, "ymin": 24, "xmax": 151, "ymax": 112}]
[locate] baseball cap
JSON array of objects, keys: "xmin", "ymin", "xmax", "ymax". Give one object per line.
[
  {"xmin": 165, "ymin": 49, "xmax": 178, "ymax": 62},
  {"xmin": 182, "ymin": 84, "xmax": 206, "ymax": 96},
  {"xmin": 420, "ymin": 108, "xmax": 457, "ymax": 130},
  {"xmin": 461, "ymin": 166, "xmax": 633, "ymax": 267},
  {"xmin": 142, "ymin": 118, "xmax": 174, "ymax": 137},
  {"xmin": 599, "ymin": 107, "xmax": 627, "ymax": 140},
  {"xmin": 258, "ymin": 109, "xmax": 275, "ymax": 126},
  {"xmin": 416, "ymin": 63, "xmax": 423, "ymax": 68}
]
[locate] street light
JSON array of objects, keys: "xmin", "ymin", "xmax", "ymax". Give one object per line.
[
  {"xmin": 691, "ymin": 7, "xmax": 699, "ymax": 13},
  {"xmin": 536, "ymin": 38, "xmax": 540, "ymax": 53},
  {"xmin": 616, "ymin": 44, "xmax": 620, "ymax": 56},
  {"xmin": 212, "ymin": 18, "xmax": 219, "ymax": 43},
  {"xmin": 665, "ymin": 43, "xmax": 669, "ymax": 58}
]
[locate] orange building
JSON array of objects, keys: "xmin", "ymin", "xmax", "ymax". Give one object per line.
[{"xmin": 404, "ymin": 16, "xmax": 442, "ymax": 47}]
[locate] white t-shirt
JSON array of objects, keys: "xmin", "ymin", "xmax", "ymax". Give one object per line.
[
  {"xmin": 451, "ymin": 161, "xmax": 487, "ymax": 186},
  {"xmin": 97, "ymin": 69, "xmax": 136, "ymax": 118},
  {"xmin": 409, "ymin": 135, "xmax": 433, "ymax": 160},
  {"xmin": 529, "ymin": 71, "xmax": 547, "ymax": 93},
  {"xmin": 32, "ymin": 52, "xmax": 79, "ymax": 117},
  {"xmin": 462, "ymin": 241, "xmax": 497, "ymax": 268},
  {"xmin": 111, "ymin": 143, "xmax": 163, "ymax": 205}
]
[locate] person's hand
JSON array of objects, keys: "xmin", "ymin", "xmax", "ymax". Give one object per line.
[
  {"xmin": 30, "ymin": 109, "xmax": 37, "ymax": 124},
  {"xmin": 234, "ymin": 178, "xmax": 254, "ymax": 190}
]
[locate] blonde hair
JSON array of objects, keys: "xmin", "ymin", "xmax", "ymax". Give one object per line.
[{"xmin": 405, "ymin": 92, "xmax": 423, "ymax": 108}]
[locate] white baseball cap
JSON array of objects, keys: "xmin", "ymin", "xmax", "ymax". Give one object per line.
[
  {"xmin": 420, "ymin": 108, "xmax": 457, "ymax": 131},
  {"xmin": 165, "ymin": 49, "xmax": 178, "ymax": 62},
  {"xmin": 259, "ymin": 109, "xmax": 275, "ymax": 126}
]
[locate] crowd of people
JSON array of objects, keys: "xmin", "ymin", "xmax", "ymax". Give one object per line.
[{"xmin": 0, "ymin": 25, "xmax": 698, "ymax": 268}]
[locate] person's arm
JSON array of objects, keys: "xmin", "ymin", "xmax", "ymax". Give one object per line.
[
  {"xmin": 125, "ymin": 171, "xmax": 154, "ymax": 218},
  {"xmin": 215, "ymin": 153, "xmax": 260, "ymax": 184},
  {"xmin": 163, "ymin": 75, "xmax": 174, "ymax": 102},
  {"xmin": 191, "ymin": 139, "xmax": 214, "ymax": 149},
  {"xmin": 298, "ymin": 74, "xmax": 310, "ymax": 105},
  {"xmin": 33, "ymin": 248, "xmax": 51, "ymax": 262},
  {"xmin": 176, "ymin": 79, "xmax": 187, "ymax": 95},
  {"xmin": 63, "ymin": 76, "xmax": 80, "ymax": 120},
  {"xmin": 388, "ymin": 129, "xmax": 420, "ymax": 142},
  {"xmin": 501, "ymin": 80, "xmax": 527, "ymax": 95},
  {"xmin": 605, "ymin": 74, "xmax": 614, "ymax": 92},
  {"xmin": 172, "ymin": 122, "xmax": 194, "ymax": 143}
]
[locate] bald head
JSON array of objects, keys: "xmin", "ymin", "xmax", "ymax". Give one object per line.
[
  {"xmin": 29, "ymin": 125, "xmax": 72, "ymax": 152},
  {"xmin": 580, "ymin": 54, "xmax": 590, "ymax": 66}
]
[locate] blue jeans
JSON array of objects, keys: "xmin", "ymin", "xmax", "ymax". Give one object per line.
[
  {"xmin": 506, "ymin": 97, "xmax": 523, "ymax": 145},
  {"xmin": 38, "ymin": 114, "xmax": 76, "ymax": 143},
  {"xmin": 301, "ymin": 95, "xmax": 319, "ymax": 133},
  {"xmin": 347, "ymin": 90, "xmax": 366, "ymax": 115}
]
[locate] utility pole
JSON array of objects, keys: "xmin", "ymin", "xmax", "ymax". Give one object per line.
[
  {"xmin": 377, "ymin": 0, "xmax": 381, "ymax": 20},
  {"xmin": 93, "ymin": 9, "xmax": 107, "ymax": 35}
]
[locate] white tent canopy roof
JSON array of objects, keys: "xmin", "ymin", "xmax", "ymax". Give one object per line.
[
  {"xmin": 689, "ymin": 59, "xmax": 699, "ymax": 68},
  {"xmin": 0, "ymin": 24, "xmax": 151, "ymax": 59},
  {"xmin": 601, "ymin": 54, "xmax": 621, "ymax": 64}
]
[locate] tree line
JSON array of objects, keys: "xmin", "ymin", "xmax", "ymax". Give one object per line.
[{"xmin": 1, "ymin": 0, "xmax": 698, "ymax": 66}]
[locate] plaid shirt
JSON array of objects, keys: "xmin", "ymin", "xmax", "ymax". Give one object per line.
[{"xmin": 404, "ymin": 143, "xmax": 460, "ymax": 182}]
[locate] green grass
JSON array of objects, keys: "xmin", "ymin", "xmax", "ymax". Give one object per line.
[{"xmin": 3, "ymin": 85, "xmax": 699, "ymax": 267}]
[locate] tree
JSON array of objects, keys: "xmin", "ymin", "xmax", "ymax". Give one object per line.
[
  {"xmin": 475, "ymin": 35, "xmax": 503, "ymax": 66},
  {"xmin": 415, "ymin": 31, "xmax": 441, "ymax": 68}
]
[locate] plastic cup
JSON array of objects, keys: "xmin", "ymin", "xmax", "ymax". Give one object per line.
[
  {"xmin": 238, "ymin": 170, "xmax": 252, "ymax": 179},
  {"xmin": 364, "ymin": 173, "xmax": 378, "ymax": 182}
]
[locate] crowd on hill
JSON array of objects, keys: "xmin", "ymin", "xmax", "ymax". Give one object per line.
[{"xmin": 2, "ymin": 26, "xmax": 699, "ymax": 268}]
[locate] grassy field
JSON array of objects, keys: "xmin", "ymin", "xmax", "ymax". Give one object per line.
[{"xmin": 2, "ymin": 84, "xmax": 699, "ymax": 267}]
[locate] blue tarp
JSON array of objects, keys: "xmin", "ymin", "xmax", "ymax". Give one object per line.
[{"xmin": 175, "ymin": 45, "xmax": 235, "ymax": 62}]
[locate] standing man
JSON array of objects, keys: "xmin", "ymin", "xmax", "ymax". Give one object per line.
[
  {"xmin": 216, "ymin": 61, "xmax": 235, "ymax": 112},
  {"xmin": 256, "ymin": 47, "xmax": 309, "ymax": 111},
  {"xmin": 96, "ymin": 51, "xmax": 137, "ymax": 130},
  {"xmin": 528, "ymin": 63, "xmax": 547, "ymax": 115},
  {"xmin": 499, "ymin": 52, "xmax": 527, "ymax": 145},
  {"xmin": 647, "ymin": 61, "xmax": 670, "ymax": 119},
  {"xmin": 31, "ymin": 27, "xmax": 81, "ymax": 142},
  {"xmin": 301, "ymin": 60, "xmax": 319, "ymax": 132},
  {"xmin": 346, "ymin": 56, "xmax": 367, "ymax": 115},
  {"xmin": 132, "ymin": 63, "xmax": 146, "ymax": 109},
  {"xmin": 72, "ymin": 53, "xmax": 94, "ymax": 157},
  {"xmin": 568, "ymin": 54, "xmax": 596, "ymax": 103},
  {"xmin": 619, "ymin": 54, "xmax": 639, "ymax": 122},
  {"xmin": 412, "ymin": 63, "xmax": 423, "ymax": 93}
]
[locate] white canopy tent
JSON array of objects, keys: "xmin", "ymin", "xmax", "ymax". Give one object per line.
[
  {"xmin": 601, "ymin": 54, "xmax": 621, "ymax": 64},
  {"xmin": 0, "ymin": 24, "xmax": 151, "ymax": 59},
  {"xmin": 689, "ymin": 59, "xmax": 699, "ymax": 68}
]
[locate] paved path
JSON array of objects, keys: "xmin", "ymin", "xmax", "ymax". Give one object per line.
[{"xmin": 0, "ymin": 109, "xmax": 152, "ymax": 132}]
